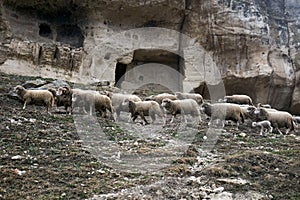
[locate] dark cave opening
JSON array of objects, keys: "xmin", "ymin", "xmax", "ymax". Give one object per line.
[
  {"xmin": 39, "ymin": 23, "xmax": 52, "ymax": 38},
  {"xmin": 56, "ymin": 25, "xmax": 84, "ymax": 48}
]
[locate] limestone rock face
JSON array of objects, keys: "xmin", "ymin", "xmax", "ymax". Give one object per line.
[{"xmin": 0, "ymin": 0, "xmax": 299, "ymax": 114}]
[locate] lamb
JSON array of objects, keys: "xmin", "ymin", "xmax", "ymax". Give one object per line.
[
  {"xmin": 252, "ymin": 120, "xmax": 273, "ymax": 135},
  {"xmin": 145, "ymin": 93, "xmax": 177, "ymax": 104},
  {"xmin": 14, "ymin": 85, "xmax": 54, "ymax": 113},
  {"xmin": 161, "ymin": 98, "xmax": 201, "ymax": 124},
  {"xmin": 105, "ymin": 91, "xmax": 142, "ymax": 120},
  {"xmin": 175, "ymin": 92, "xmax": 203, "ymax": 105},
  {"xmin": 201, "ymin": 102, "xmax": 244, "ymax": 129},
  {"xmin": 72, "ymin": 91, "xmax": 114, "ymax": 118},
  {"xmin": 254, "ymin": 107, "xmax": 294, "ymax": 134},
  {"xmin": 122, "ymin": 99, "xmax": 165, "ymax": 125},
  {"xmin": 224, "ymin": 94, "xmax": 254, "ymax": 106}
]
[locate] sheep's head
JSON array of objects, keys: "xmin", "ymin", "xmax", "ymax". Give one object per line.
[
  {"xmin": 200, "ymin": 102, "xmax": 211, "ymax": 115},
  {"xmin": 72, "ymin": 93, "xmax": 81, "ymax": 103},
  {"xmin": 247, "ymin": 106, "xmax": 256, "ymax": 114},
  {"xmin": 14, "ymin": 85, "xmax": 25, "ymax": 95},
  {"xmin": 122, "ymin": 98, "xmax": 130, "ymax": 106},
  {"xmin": 161, "ymin": 98, "xmax": 172, "ymax": 108},
  {"xmin": 104, "ymin": 91, "xmax": 112, "ymax": 99},
  {"xmin": 57, "ymin": 87, "xmax": 70, "ymax": 96}
]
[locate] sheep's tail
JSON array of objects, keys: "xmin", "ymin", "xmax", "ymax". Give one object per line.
[{"xmin": 240, "ymin": 112, "xmax": 245, "ymax": 123}]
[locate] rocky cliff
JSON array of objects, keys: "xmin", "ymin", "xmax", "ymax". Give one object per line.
[{"xmin": 0, "ymin": 0, "xmax": 299, "ymax": 114}]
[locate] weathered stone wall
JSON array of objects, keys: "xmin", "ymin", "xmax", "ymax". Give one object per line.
[{"xmin": 0, "ymin": 0, "xmax": 299, "ymax": 113}]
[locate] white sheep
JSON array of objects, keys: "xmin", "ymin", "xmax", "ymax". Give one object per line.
[
  {"xmin": 254, "ymin": 108, "xmax": 294, "ymax": 134},
  {"xmin": 122, "ymin": 99, "xmax": 165, "ymax": 125},
  {"xmin": 145, "ymin": 93, "xmax": 177, "ymax": 104},
  {"xmin": 105, "ymin": 91, "xmax": 141, "ymax": 121},
  {"xmin": 252, "ymin": 120, "xmax": 273, "ymax": 135},
  {"xmin": 14, "ymin": 85, "xmax": 54, "ymax": 113},
  {"xmin": 224, "ymin": 94, "xmax": 254, "ymax": 106},
  {"xmin": 161, "ymin": 98, "xmax": 201, "ymax": 124},
  {"xmin": 72, "ymin": 90, "xmax": 114, "ymax": 118},
  {"xmin": 175, "ymin": 92, "xmax": 203, "ymax": 105},
  {"xmin": 257, "ymin": 103, "xmax": 272, "ymax": 109},
  {"xmin": 201, "ymin": 102, "xmax": 244, "ymax": 129}
]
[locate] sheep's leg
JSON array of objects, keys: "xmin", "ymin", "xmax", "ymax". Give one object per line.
[
  {"xmin": 170, "ymin": 115, "xmax": 175, "ymax": 123},
  {"xmin": 285, "ymin": 128, "xmax": 291, "ymax": 134},
  {"xmin": 89, "ymin": 104, "xmax": 93, "ymax": 116},
  {"xmin": 275, "ymin": 127, "xmax": 283, "ymax": 135},
  {"xmin": 235, "ymin": 122, "xmax": 239, "ymax": 130},
  {"xmin": 132, "ymin": 115, "xmax": 138, "ymax": 122},
  {"xmin": 140, "ymin": 113, "xmax": 149, "ymax": 125},
  {"xmin": 259, "ymin": 126, "xmax": 264, "ymax": 135},
  {"xmin": 23, "ymin": 100, "xmax": 28, "ymax": 109},
  {"xmin": 269, "ymin": 126, "xmax": 273, "ymax": 133}
]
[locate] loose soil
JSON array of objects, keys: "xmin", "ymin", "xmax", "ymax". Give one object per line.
[{"xmin": 0, "ymin": 72, "xmax": 299, "ymax": 199}]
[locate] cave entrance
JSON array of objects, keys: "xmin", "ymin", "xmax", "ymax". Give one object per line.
[{"xmin": 115, "ymin": 49, "xmax": 183, "ymax": 92}]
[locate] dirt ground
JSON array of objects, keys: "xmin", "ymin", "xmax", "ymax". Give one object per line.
[{"xmin": 0, "ymin": 72, "xmax": 299, "ymax": 199}]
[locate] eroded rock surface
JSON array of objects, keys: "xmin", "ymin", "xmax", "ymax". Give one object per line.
[{"xmin": 0, "ymin": 0, "xmax": 299, "ymax": 113}]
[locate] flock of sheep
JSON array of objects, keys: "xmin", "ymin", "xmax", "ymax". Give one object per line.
[{"xmin": 13, "ymin": 84, "xmax": 300, "ymax": 135}]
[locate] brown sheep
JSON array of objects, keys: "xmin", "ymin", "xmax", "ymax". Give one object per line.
[
  {"xmin": 175, "ymin": 92, "xmax": 203, "ymax": 105},
  {"xmin": 224, "ymin": 94, "xmax": 254, "ymax": 106},
  {"xmin": 14, "ymin": 85, "xmax": 54, "ymax": 113},
  {"xmin": 48, "ymin": 88, "xmax": 72, "ymax": 114},
  {"xmin": 254, "ymin": 108, "xmax": 294, "ymax": 134},
  {"xmin": 201, "ymin": 102, "xmax": 244, "ymax": 129},
  {"xmin": 161, "ymin": 98, "xmax": 201, "ymax": 124},
  {"xmin": 123, "ymin": 99, "xmax": 165, "ymax": 125}
]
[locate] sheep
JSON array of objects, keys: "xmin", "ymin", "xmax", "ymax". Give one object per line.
[
  {"xmin": 14, "ymin": 85, "xmax": 54, "ymax": 113},
  {"xmin": 122, "ymin": 99, "xmax": 165, "ymax": 125},
  {"xmin": 161, "ymin": 98, "xmax": 201, "ymax": 124},
  {"xmin": 145, "ymin": 93, "xmax": 177, "ymax": 104},
  {"xmin": 254, "ymin": 107, "xmax": 294, "ymax": 134},
  {"xmin": 175, "ymin": 92, "xmax": 203, "ymax": 105},
  {"xmin": 56, "ymin": 87, "xmax": 98, "ymax": 114},
  {"xmin": 105, "ymin": 91, "xmax": 142, "ymax": 121},
  {"xmin": 48, "ymin": 88, "xmax": 72, "ymax": 114},
  {"xmin": 201, "ymin": 102, "xmax": 244, "ymax": 129},
  {"xmin": 72, "ymin": 91, "xmax": 114, "ymax": 118},
  {"xmin": 224, "ymin": 94, "xmax": 254, "ymax": 106},
  {"xmin": 257, "ymin": 103, "xmax": 271, "ymax": 109},
  {"xmin": 252, "ymin": 120, "xmax": 273, "ymax": 135}
]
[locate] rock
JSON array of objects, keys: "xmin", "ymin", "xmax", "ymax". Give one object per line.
[
  {"xmin": 217, "ymin": 178, "xmax": 249, "ymax": 185},
  {"xmin": 22, "ymin": 79, "xmax": 48, "ymax": 89},
  {"xmin": 39, "ymin": 80, "xmax": 70, "ymax": 90},
  {"xmin": 0, "ymin": 0, "xmax": 300, "ymax": 114},
  {"xmin": 208, "ymin": 191, "xmax": 233, "ymax": 200}
]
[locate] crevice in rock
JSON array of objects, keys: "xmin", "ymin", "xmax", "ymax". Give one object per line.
[{"xmin": 177, "ymin": 0, "xmax": 191, "ymax": 91}]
